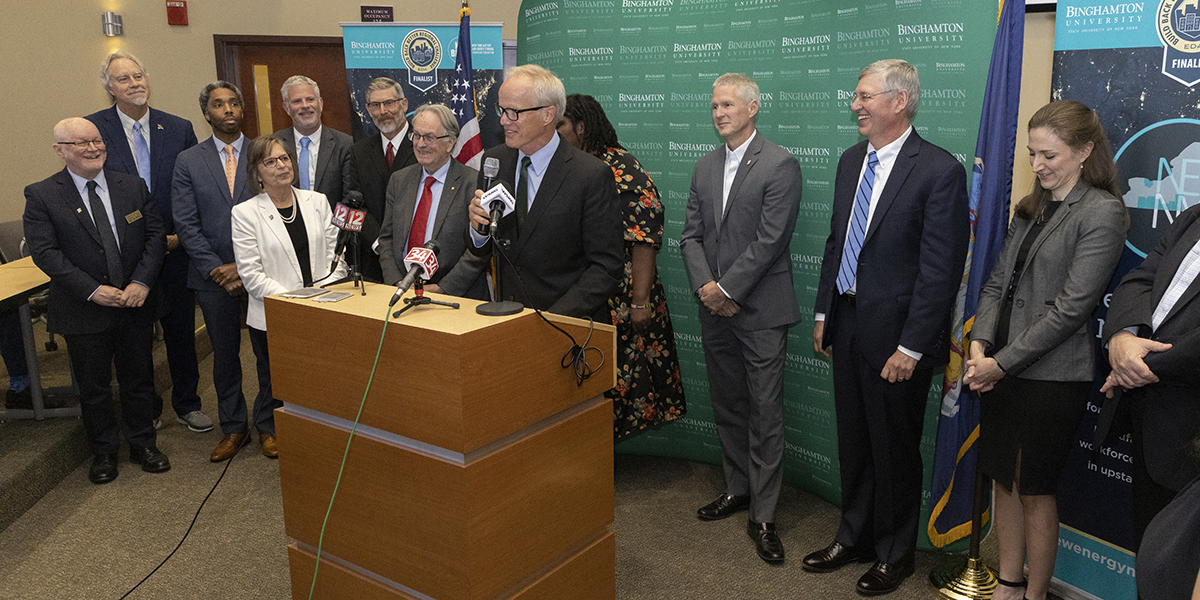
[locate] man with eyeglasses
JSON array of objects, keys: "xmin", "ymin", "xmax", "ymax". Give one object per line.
[
  {"xmin": 172, "ymin": 81, "xmax": 259, "ymax": 463},
  {"xmin": 465, "ymin": 64, "xmax": 622, "ymax": 321},
  {"xmin": 349, "ymin": 77, "xmax": 417, "ymax": 282},
  {"xmin": 807, "ymin": 59, "xmax": 968, "ymax": 595},
  {"xmin": 24, "ymin": 117, "xmax": 169, "ymax": 484},
  {"xmin": 273, "ymin": 75, "xmax": 353, "ymax": 208},
  {"xmin": 85, "ymin": 52, "xmax": 213, "ymax": 436},
  {"xmin": 376, "ymin": 104, "xmax": 486, "ymax": 296}
]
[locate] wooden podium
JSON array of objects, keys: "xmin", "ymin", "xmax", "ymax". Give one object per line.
[{"xmin": 265, "ymin": 283, "xmax": 617, "ymax": 600}]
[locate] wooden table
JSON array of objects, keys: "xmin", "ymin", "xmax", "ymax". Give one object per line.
[{"xmin": 0, "ymin": 257, "xmax": 77, "ymax": 420}]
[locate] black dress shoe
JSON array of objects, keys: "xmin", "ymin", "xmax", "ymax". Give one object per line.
[
  {"xmin": 89, "ymin": 454, "xmax": 118, "ymax": 484},
  {"xmin": 746, "ymin": 520, "xmax": 785, "ymax": 564},
  {"xmin": 856, "ymin": 559, "xmax": 916, "ymax": 596},
  {"xmin": 801, "ymin": 541, "xmax": 876, "ymax": 573},
  {"xmin": 696, "ymin": 493, "xmax": 751, "ymax": 521},
  {"xmin": 129, "ymin": 446, "xmax": 171, "ymax": 473}
]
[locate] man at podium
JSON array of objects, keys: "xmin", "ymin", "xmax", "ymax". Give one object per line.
[{"xmin": 465, "ymin": 64, "xmax": 623, "ymax": 322}]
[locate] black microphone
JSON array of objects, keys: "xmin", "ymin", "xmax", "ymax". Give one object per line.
[
  {"xmin": 476, "ymin": 157, "xmax": 501, "ymax": 236},
  {"xmin": 389, "ymin": 240, "xmax": 441, "ymax": 307},
  {"xmin": 332, "ymin": 190, "xmax": 366, "ymax": 259}
]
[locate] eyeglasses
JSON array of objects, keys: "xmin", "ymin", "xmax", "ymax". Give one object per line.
[
  {"xmin": 260, "ymin": 154, "xmax": 292, "ymax": 169},
  {"xmin": 409, "ymin": 131, "xmax": 454, "ymax": 144},
  {"xmin": 112, "ymin": 72, "xmax": 145, "ymax": 85},
  {"xmin": 850, "ymin": 90, "xmax": 897, "ymax": 104},
  {"xmin": 366, "ymin": 99, "xmax": 402, "ymax": 111},
  {"xmin": 496, "ymin": 104, "xmax": 548, "ymax": 121},
  {"xmin": 57, "ymin": 139, "xmax": 105, "ymax": 148}
]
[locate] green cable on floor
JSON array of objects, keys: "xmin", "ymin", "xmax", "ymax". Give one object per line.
[{"xmin": 308, "ymin": 303, "xmax": 393, "ymax": 600}]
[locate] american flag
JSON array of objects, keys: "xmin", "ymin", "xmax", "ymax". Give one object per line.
[{"xmin": 451, "ymin": 2, "xmax": 483, "ymax": 169}]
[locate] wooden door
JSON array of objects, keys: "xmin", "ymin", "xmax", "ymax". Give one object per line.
[{"xmin": 214, "ymin": 35, "xmax": 352, "ymax": 139}]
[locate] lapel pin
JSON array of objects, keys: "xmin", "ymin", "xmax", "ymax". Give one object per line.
[
  {"xmin": 76, "ymin": 208, "xmax": 82, "ymax": 213},
  {"xmin": 269, "ymin": 214, "xmax": 274, "ymax": 220},
  {"xmin": 156, "ymin": 124, "xmax": 163, "ymax": 130}
]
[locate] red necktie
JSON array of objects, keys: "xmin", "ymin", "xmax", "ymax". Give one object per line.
[
  {"xmin": 407, "ymin": 176, "xmax": 435, "ymax": 253},
  {"xmin": 386, "ymin": 141, "xmax": 395, "ymax": 170}
]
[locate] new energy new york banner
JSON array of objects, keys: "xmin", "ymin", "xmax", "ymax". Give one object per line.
[
  {"xmin": 341, "ymin": 23, "xmax": 505, "ymax": 144},
  {"xmin": 1051, "ymin": 1, "xmax": 1196, "ymax": 597},
  {"xmin": 518, "ymin": 0, "xmax": 995, "ymax": 549}
]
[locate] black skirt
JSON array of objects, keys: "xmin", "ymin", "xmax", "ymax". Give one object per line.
[{"xmin": 978, "ymin": 376, "xmax": 1090, "ymax": 495}]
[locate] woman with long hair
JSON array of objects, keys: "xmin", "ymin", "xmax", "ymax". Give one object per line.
[
  {"xmin": 965, "ymin": 100, "xmax": 1128, "ymax": 600},
  {"xmin": 557, "ymin": 93, "xmax": 686, "ymax": 439}
]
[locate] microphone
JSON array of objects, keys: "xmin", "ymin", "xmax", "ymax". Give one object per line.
[
  {"xmin": 332, "ymin": 191, "xmax": 367, "ymax": 258},
  {"xmin": 476, "ymin": 157, "xmax": 501, "ymax": 235},
  {"xmin": 389, "ymin": 240, "xmax": 441, "ymax": 307}
]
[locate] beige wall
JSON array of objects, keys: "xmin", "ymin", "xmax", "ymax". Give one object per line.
[
  {"xmin": 0, "ymin": 3, "xmax": 1054, "ymax": 224},
  {"xmin": 0, "ymin": 0, "xmax": 523, "ymax": 223}
]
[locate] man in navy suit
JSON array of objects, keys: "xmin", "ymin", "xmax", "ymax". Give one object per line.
[
  {"xmin": 85, "ymin": 52, "xmax": 211, "ymax": 434},
  {"xmin": 273, "ymin": 75, "xmax": 353, "ymax": 208},
  {"xmin": 349, "ymin": 77, "xmax": 418, "ymax": 282},
  {"xmin": 24, "ymin": 117, "xmax": 170, "ymax": 484},
  {"xmin": 1102, "ymin": 204, "xmax": 1200, "ymax": 547},
  {"xmin": 172, "ymin": 81, "xmax": 258, "ymax": 462},
  {"xmin": 807, "ymin": 59, "xmax": 969, "ymax": 595}
]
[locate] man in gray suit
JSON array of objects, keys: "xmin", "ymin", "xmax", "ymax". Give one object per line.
[
  {"xmin": 273, "ymin": 75, "xmax": 352, "ymax": 207},
  {"xmin": 378, "ymin": 104, "xmax": 485, "ymax": 296},
  {"xmin": 680, "ymin": 72, "xmax": 802, "ymax": 564}
]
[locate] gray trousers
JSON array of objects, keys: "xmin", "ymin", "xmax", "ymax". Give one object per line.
[{"xmin": 701, "ymin": 317, "xmax": 788, "ymax": 524}]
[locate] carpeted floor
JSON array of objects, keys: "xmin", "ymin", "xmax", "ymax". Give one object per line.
[{"xmin": 0, "ymin": 333, "xmax": 1002, "ymax": 599}]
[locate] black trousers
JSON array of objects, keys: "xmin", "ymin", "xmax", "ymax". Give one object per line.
[
  {"xmin": 64, "ymin": 318, "xmax": 156, "ymax": 456},
  {"xmin": 831, "ymin": 295, "xmax": 931, "ymax": 564}
]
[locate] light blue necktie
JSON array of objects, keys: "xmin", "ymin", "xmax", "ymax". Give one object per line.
[
  {"xmin": 836, "ymin": 151, "xmax": 878, "ymax": 295},
  {"xmin": 299, "ymin": 137, "xmax": 311, "ymax": 190},
  {"xmin": 133, "ymin": 122, "xmax": 151, "ymax": 193}
]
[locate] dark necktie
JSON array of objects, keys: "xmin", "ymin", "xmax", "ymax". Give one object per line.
[
  {"xmin": 515, "ymin": 156, "xmax": 532, "ymax": 231},
  {"xmin": 407, "ymin": 175, "xmax": 435, "ymax": 253},
  {"xmin": 386, "ymin": 141, "xmax": 395, "ymax": 170},
  {"xmin": 87, "ymin": 180, "xmax": 124, "ymax": 288}
]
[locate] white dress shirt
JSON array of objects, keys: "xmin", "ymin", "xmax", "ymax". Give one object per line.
[{"xmin": 293, "ymin": 125, "xmax": 322, "ymax": 189}]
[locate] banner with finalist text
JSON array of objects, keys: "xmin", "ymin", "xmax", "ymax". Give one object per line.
[
  {"xmin": 1050, "ymin": 1, "xmax": 1200, "ymax": 597},
  {"xmin": 518, "ymin": 0, "xmax": 995, "ymax": 550},
  {"xmin": 341, "ymin": 22, "xmax": 505, "ymax": 146}
]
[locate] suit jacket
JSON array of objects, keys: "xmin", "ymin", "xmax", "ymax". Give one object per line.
[
  {"xmin": 815, "ymin": 130, "xmax": 970, "ymax": 371},
  {"xmin": 231, "ymin": 189, "xmax": 346, "ymax": 330},
  {"xmin": 171, "ymin": 136, "xmax": 255, "ymax": 291},
  {"xmin": 349, "ymin": 131, "xmax": 417, "ymax": 244},
  {"xmin": 273, "ymin": 125, "xmax": 354, "ymax": 207},
  {"xmin": 23, "ymin": 168, "xmax": 165, "ymax": 335},
  {"xmin": 680, "ymin": 132, "xmax": 802, "ymax": 331},
  {"xmin": 1103, "ymin": 204, "xmax": 1200, "ymax": 490},
  {"xmin": 972, "ymin": 183, "xmax": 1126, "ymax": 380},
  {"xmin": 378, "ymin": 159, "xmax": 486, "ymax": 295},
  {"xmin": 86, "ymin": 105, "xmax": 198, "ymax": 236},
  {"xmin": 469, "ymin": 135, "xmax": 624, "ymax": 320}
]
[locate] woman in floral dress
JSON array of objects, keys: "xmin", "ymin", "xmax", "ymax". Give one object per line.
[{"xmin": 557, "ymin": 94, "xmax": 686, "ymax": 439}]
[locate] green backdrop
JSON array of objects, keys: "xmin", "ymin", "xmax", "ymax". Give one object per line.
[{"xmin": 517, "ymin": 0, "xmax": 997, "ymax": 550}]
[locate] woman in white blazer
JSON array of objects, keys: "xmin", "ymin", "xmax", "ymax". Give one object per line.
[{"xmin": 231, "ymin": 136, "xmax": 346, "ymax": 457}]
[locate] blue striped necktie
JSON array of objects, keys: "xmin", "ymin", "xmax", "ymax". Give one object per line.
[{"xmin": 836, "ymin": 150, "xmax": 878, "ymax": 294}]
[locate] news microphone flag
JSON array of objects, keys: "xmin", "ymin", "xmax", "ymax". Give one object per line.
[
  {"xmin": 451, "ymin": 1, "xmax": 483, "ymax": 170},
  {"xmin": 927, "ymin": 0, "xmax": 1023, "ymax": 548}
]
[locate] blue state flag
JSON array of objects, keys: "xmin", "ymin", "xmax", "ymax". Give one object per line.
[{"xmin": 928, "ymin": 0, "xmax": 1024, "ymax": 548}]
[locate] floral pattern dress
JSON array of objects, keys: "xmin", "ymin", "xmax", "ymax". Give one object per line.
[{"xmin": 600, "ymin": 147, "xmax": 687, "ymax": 439}]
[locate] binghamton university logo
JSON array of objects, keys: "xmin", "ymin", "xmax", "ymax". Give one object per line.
[
  {"xmin": 1159, "ymin": 0, "xmax": 1200, "ymax": 85},
  {"xmin": 401, "ymin": 29, "xmax": 441, "ymax": 92}
]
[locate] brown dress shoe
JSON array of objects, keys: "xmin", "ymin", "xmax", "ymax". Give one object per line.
[
  {"xmin": 260, "ymin": 433, "xmax": 279, "ymax": 458},
  {"xmin": 210, "ymin": 431, "xmax": 251, "ymax": 462}
]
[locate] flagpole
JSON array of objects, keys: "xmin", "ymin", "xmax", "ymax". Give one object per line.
[{"xmin": 929, "ymin": 466, "xmax": 997, "ymax": 599}]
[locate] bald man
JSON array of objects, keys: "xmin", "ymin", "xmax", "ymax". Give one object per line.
[{"xmin": 24, "ymin": 118, "xmax": 169, "ymax": 484}]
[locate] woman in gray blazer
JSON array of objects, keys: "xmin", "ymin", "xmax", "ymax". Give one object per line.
[{"xmin": 965, "ymin": 100, "xmax": 1127, "ymax": 600}]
